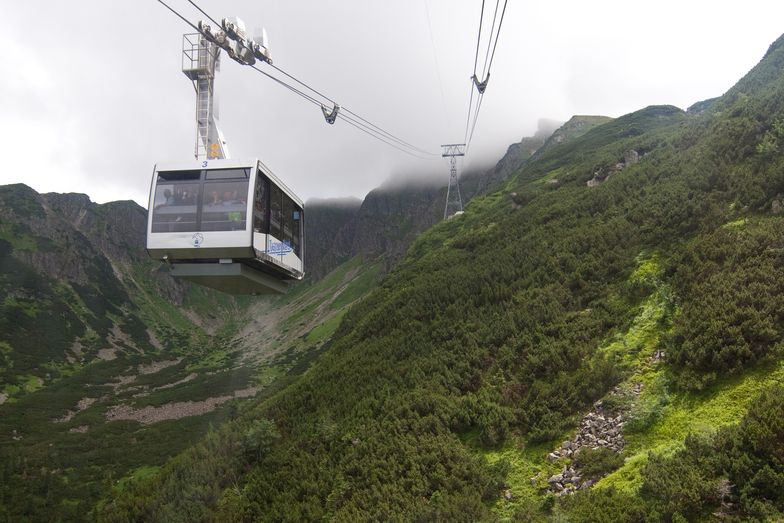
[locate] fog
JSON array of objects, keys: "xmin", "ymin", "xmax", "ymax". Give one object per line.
[{"xmin": 3, "ymin": 1, "xmax": 784, "ymax": 207}]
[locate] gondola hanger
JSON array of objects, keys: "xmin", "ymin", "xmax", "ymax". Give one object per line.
[
  {"xmin": 471, "ymin": 73, "xmax": 489, "ymax": 94},
  {"xmin": 321, "ymin": 103, "xmax": 340, "ymax": 125}
]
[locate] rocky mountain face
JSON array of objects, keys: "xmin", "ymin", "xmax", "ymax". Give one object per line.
[
  {"xmin": 303, "ymin": 198, "xmax": 362, "ymax": 282},
  {"xmin": 303, "ymin": 118, "xmax": 615, "ymax": 280},
  {"xmin": 532, "ymin": 115, "xmax": 613, "ymax": 160},
  {"xmin": 462, "ymin": 118, "xmax": 563, "ymax": 197},
  {"xmin": 3, "ymin": 187, "xmax": 145, "ymax": 381}
]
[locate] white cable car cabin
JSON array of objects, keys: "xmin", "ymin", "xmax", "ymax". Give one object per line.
[{"xmin": 146, "ymin": 158, "xmax": 304, "ymax": 295}]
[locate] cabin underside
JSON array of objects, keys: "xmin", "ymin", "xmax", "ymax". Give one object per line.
[{"xmin": 170, "ymin": 262, "xmax": 289, "ymax": 294}]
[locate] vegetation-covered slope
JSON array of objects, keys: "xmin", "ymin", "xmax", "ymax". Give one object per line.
[
  {"xmin": 303, "ymin": 118, "xmax": 585, "ymax": 281},
  {"xmin": 0, "ymin": 187, "xmax": 388, "ymax": 521},
  {"xmin": 102, "ymin": 33, "xmax": 784, "ymax": 522}
]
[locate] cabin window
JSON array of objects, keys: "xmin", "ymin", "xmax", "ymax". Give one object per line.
[
  {"xmin": 157, "ymin": 170, "xmax": 200, "ymax": 182},
  {"xmin": 151, "ymin": 183, "xmax": 200, "ymax": 232},
  {"xmin": 269, "ymin": 184, "xmax": 283, "ymax": 240},
  {"xmin": 253, "ymin": 173, "xmax": 269, "ymax": 233},
  {"xmin": 205, "ymin": 168, "xmax": 250, "ymax": 180},
  {"xmin": 201, "ymin": 180, "xmax": 249, "ymax": 231},
  {"xmin": 281, "ymin": 193, "xmax": 295, "ymax": 253},
  {"xmin": 291, "ymin": 207, "xmax": 302, "ymax": 257}
]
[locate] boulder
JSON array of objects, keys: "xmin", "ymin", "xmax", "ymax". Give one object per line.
[{"xmin": 624, "ymin": 149, "xmax": 640, "ymax": 165}]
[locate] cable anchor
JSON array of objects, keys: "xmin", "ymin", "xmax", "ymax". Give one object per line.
[
  {"xmin": 471, "ymin": 73, "xmax": 489, "ymax": 94},
  {"xmin": 321, "ymin": 103, "xmax": 340, "ymax": 124}
]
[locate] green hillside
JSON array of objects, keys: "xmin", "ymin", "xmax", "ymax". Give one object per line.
[
  {"xmin": 0, "ymin": 187, "xmax": 387, "ymax": 521},
  {"xmin": 101, "ymin": 34, "xmax": 784, "ymax": 522}
]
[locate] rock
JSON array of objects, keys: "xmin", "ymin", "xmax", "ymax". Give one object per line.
[
  {"xmin": 773, "ymin": 199, "xmax": 783, "ymax": 215},
  {"xmin": 562, "ymin": 440, "xmax": 573, "ymax": 450},
  {"xmin": 624, "ymin": 149, "xmax": 640, "ymax": 166},
  {"xmin": 598, "ymin": 439, "xmax": 608, "ymax": 446},
  {"xmin": 553, "ymin": 482, "xmax": 565, "ymax": 492},
  {"xmin": 547, "ymin": 452, "xmax": 559, "ymax": 462},
  {"xmin": 549, "ymin": 474, "xmax": 564, "ymax": 484},
  {"xmin": 503, "ymin": 489, "xmax": 513, "ymax": 501}
]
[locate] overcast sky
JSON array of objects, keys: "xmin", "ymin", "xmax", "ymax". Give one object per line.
[{"xmin": 3, "ymin": 1, "xmax": 784, "ymax": 207}]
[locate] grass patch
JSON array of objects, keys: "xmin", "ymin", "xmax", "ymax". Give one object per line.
[
  {"xmin": 599, "ymin": 360, "xmax": 784, "ymax": 493},
  {"xmin": 329, "ymin": 262, "xmax": 382, "ymax": 312},
  {"xmin": 305, "ymin": 310, "xmax": 346, "ymax": 344},
  {"xmin": 597, "ymin": 253, "xmax": 670, "ymax": 370},
  {"xmin": 722, "ymin": 217, "xmax": 748, "ymax": 228},
  {"xmin": 0, "ymin": 223, "xmax": 37, "ymax": 251},
  {"xmin": 3, "ymin": 296, "xmax": 41, "ymax": 318},
  {"xmin": 483, "ymin": 436, "xmax": 568, "ymax": 521}
]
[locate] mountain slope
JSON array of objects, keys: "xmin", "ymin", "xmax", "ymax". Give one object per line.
[
  {"xmin": 103, "ymin": 33, "xmax": 784, "ymax": 522},
  {"xmin": 304, "ymin": 118, "xmax": 588, "ymax": 280},
  {"xmin": 0, "ymin": 186, "xmax": 272, "ymax": 519}
]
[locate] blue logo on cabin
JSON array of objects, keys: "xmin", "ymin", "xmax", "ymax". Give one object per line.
[
  {"xmin": 267, "ymin": 240, "xmax": 292, "ymax": 256},
  {"xmin": 192, "ymin": 233, "xmax": 204, "ymax": 247}
]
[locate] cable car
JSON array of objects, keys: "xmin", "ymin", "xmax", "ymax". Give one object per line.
[{"xmin": 146, "ymin": 158, "xmax": 304, "ymax": 294}]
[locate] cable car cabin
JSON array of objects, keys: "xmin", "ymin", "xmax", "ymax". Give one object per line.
[{"xmin": 146, "ymin": 158, "xmax": 304, "ymax": 294}]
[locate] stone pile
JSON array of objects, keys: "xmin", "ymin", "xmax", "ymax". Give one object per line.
[
  {"xmin": 547, "ymin": 410, "xmax": 626, "ymax": 464},
  {"xmin": 543, "ymin": 382, "xmax": 643, "ymax": 495},
  {"xmin": 546, "ymin": 465, "xmax": 594, "ymax": 496}
]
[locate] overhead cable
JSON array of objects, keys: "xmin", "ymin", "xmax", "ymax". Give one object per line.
[
  {"xmin": 484, "ymin": 0, "xmax": 508, "ymax": 80},
  {"xmin": 479, "ymin": 0, "xmax": 501, "ymax": 81},
  {"xmin": 463, "ymin": 0, "xmax": 509, "ymax": 153},
  {"xmin": 185, "ymin": 0, "xmax": 220, "ymax": 27},
  {"xmin": 165, "ymin": 0, "xmax": 437, "ymax": 158},
  {"xmin": 338, "ymin": 114, "xmax": 436, "ymax": 160},
  {"xmin": 472, "ymin": 0, "xmax": 486, "ymax": 76},
  {"xmin": 157, "ymin": 0, "xmax": 200, "ymax": 32}
]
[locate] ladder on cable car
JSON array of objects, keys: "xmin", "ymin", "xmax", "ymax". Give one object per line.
[
  {"xmin": 196, "ymin": 76, "xmax": 213, "ymax": 159},
  {"xmin": 182, "ymin": 33, "xmax": 226, "ymax": 160}
]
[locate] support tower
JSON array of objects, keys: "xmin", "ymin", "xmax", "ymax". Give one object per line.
[{"xmin": 441, "ymin": 143, "xmax": 465, "ymax": 219}]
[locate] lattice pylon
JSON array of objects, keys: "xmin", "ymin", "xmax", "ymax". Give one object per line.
[{"xmin": 441, "ymin": 144, "xmax": 465, "ymax": 219}]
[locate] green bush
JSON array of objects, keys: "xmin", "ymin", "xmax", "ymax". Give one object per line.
[{"xmin": 573, "ymin": 447, "xmax": 625, "ymax": 480}]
